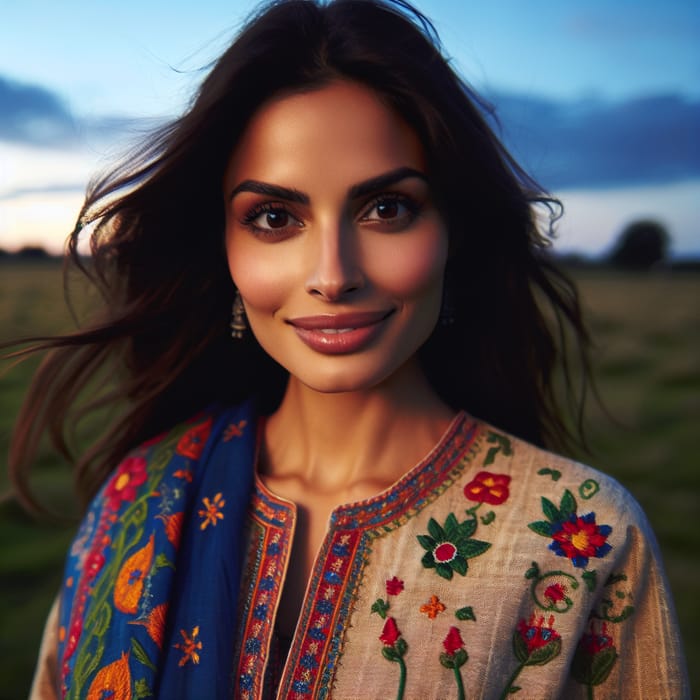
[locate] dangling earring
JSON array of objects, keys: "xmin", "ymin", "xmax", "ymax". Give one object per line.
[{"xmin": 230, "ymin": 290, "xmax": 247, "ymax": 339}]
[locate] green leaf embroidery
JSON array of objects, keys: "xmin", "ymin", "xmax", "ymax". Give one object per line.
[
  {"xmin": 417, "ymin": 534, "xmax": 436, "ymax": 550},
  {"xmin": 455, "ymin": 606, "xmax": 476, "ymax": 621},
  {"xmin": 582, "ymin": 570, "xmax": 597, "ymax": 592},
  {"xmin": 371, "ymin": 598, "xmax": 390, "ymax": 619},
  {"xmin": 541, "ymin": 497, "xmax": 560, "ymax": 523},
  {"xmin": 527, "ymin": 521, "xmax": 552, "ymax": 537},
  {"xmin": 131, "ymin": 637, "xmax": 157, "ymax": 673},
  {"xmin": 427, "ymin": 518, "xmax": 444, "ymax": 541},
  {"xmin": 559, "ymin": 490, "xmax": 577, "ymax": 519},
  {"xmin": 460, "ymin": 539, "xmax": 491, "ymax": 558}
]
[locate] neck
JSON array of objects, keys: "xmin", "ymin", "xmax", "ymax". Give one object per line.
[{"xmin": 262, "ymin": 360, "xmax": 456, "ymax": 496}]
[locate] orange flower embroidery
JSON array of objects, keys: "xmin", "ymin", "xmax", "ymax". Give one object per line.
[
  {"xmin": 223, "ymin": 419, "xmax": 248, "ymax": 441},
  {"xmin": 114, "ymin": 535, "xmax": 155, "ymax": 614},
  {"xmin": 199, "ymin": 493, "xmax": 225, "ymax": 530},
  {"xmin": 464, "ymin": 471, "xmax": 511, "ymax": 505},
  {"xmin": 129, "ymin": 603, "xmax": 168, "ymax": 649},
  {"xmin": 176, "ymin": 418, "xmax": 213, "ymax": 460},
  {"xmin": 86, "ymin": 651, "xmax": 132, "ymax": 700},
  {"xmin": 158, "ymin": 511, "xmax": 184, "ymax": 546},
  {"xmin": 174, "ymin": 626, "xmax": 202, "ymax": 666},
  {"xmin": 420, "ymin": 594, "xmax": 446, "ymax": 619}
]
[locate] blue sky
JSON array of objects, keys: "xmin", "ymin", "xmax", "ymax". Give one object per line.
[{"xmin": 1, "ymin": 0, "xmax": 699, "ymax": 255}]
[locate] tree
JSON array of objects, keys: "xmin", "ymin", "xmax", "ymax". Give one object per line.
[{"xmin": 608, "ymin": 219, "xmax": 670, "ymax": 270}]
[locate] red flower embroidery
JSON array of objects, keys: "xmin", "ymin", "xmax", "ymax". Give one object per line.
[
  {"xmin": 385, "ymin": 576, "xmax": 404, "ymax": 596},
  {"xmin": 104, "ymin": 456, "xmax": 148, "ymax": 511},
  {"xmin": 84, "ymin": 550, "xmax": 105, "ymax": 581},
  {"xmin": 176, "ymin": 418, "xmax": 213, "ymax": 460},
  {"xmin": 379, "ymin": 617, "xmax": 401, "ymax": 646},
  {"xmin": 549, "ymin": 513, "xmax": 612, "ymax": 568},
  {"xmin": 463, "ymin": 471, "xmax": 511, "ymax": 505},
  {"xmin": 544, "ymin": 583, "xmax": 566, "ymax": 604},
  {"xmin": 571, "ymin": 622, "xmax": 618, "ymax": 687},
  {"xmin": 516, "ymin": 614, "xmax": 561, "ymax": 655},
  {"xmin": 443, "ymin": 627, "xmax": 465, "ymax": 656},
  {"xmin": 433, "ymin": 542, "xmax": 457, "ymax": 563}
]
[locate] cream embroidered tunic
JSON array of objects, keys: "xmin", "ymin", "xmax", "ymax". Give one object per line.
[{"xmin": 32, "ymin": 412, "xmax": 689, "ymax": 698}]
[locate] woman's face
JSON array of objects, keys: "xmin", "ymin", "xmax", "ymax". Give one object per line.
[{"xmin": 223, "ymin": 80, "xmax": 448, "ymax": 394}]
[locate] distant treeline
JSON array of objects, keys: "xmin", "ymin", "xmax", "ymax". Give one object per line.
[{"xmin": 2, "ymin": 223, "xmax": 699, "ymax": 272}]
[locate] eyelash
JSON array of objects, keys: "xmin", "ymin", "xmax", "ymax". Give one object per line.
[
  {"xmin": 240, "ymin": 202, "xmax": 302, "ymax": 240},
  {"xmin": 359, "ymin": 193, "xmax": 421, "ymax": 225},
  {"xmin": 239, "ymin": 192, "xmax": 422, "ymax": 240}
]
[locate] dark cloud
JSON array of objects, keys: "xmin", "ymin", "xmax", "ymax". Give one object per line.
[
  {"xmin": 487, "ymin": 91, "xmax": 700, "ymax": 189},
  {"xmin": 0, "ymin": 76, "xmax": 77, "ymax": 145},
  {"xmin": 1, "ymin": 73, "xmax": 698, "ymax": 190}
]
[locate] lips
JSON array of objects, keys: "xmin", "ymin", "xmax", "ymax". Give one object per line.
[{"xmin": 287, "ymin": 310, "xmax": 394, "ymax": 354}]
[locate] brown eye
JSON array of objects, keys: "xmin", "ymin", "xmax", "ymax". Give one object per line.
[
  {"xmin": 264, "ymin": 210, "xmax": 289, "ymax": 228},
  {"xmin": 376, "ymin": 200, "xmax": 399, "ymax": 219}
]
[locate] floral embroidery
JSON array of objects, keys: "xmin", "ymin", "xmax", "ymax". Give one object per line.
[
  {"xmin": 173, "ymin": 468, "xmax": 193, "ymax": 482},
  {"xmin": 157, "ymin": 511, "xmax": 184, "ymax": 546},
  {"xmin": 440, "ymin": 627, "xmax": 468, "ymax": 700},
  {"xmin": 85, "ymin": 651, "xmax": 132, "ymax": 700},
  {"xmin": 420, "ymin": 595, "xmax": 446, "ymax": 619},
  {"xmin": 198, "ymin": 493, "xmax": 225, "ymax": 530},
  {"xmin": 515, "ymin": 614, "xmax": 561, "ymax": 663},
  {"xmin": 571, "ymin": 622, "xmax": 618, "ymax": 690},
  {"xmin": 104, "ymin": 456, "xmax": 148, "ymax": 511},
  {"xmin": 379, "ymin": 617, "xmax": 407, "ymax": 700},
  {"xmin": 176, "ymin": 417, "xmax": 213, "ymax": 459},
  {"xmin": 129, "ymin": 603, "xmax": 168, "ymax": 649},
  {"xmin": 483, "ymin": 431, "xmax": 512, "ymax": 466},
  {"xmin": 579, "ymin": 479, "xmax": 600, "ymax": 500},
  {"xmin": 537, "ymin": 467, "xmax": 561, "ymax": 481},
  {"xmin": 174, "ymin": 626, "xmax": 202, "ymax": 667},
  {"xmin": 528, "ymin": 489, "xmax": 612, "ymax": 569},
  {"xmin": 223, "ymin": 419, "xmax": 248, "ymax": 441},
  {"xmin": 464, "ymin": 471, "xmax": 511, "ymax": 505},
  {"xmin": 418, "ymin": 513, "xmax": 490, "ymax": 580},
  {"xmin": 500, "ymin": 615, "xmax": 562, "ymax": 698},
  {"xmin": 591, "ymin": 573, "xmax": 635, "ymax": 624},
  {"xmin": 114, "ymin": 534, "xmax": 155, "ymax": 614},
  {"xmin": 371, "ymin": 598, "xmax": 390, "ymax": 619},
  {"xmin": 524, "ymin": 562, "xmax": 579, "ymax": 613},
  {"xmin": 455, "ymin": 606, "xmax": 475, "ymax": 621},
  {"xmin": 386, "ymin": 576, "xmax": 404, "ymax": 596}
]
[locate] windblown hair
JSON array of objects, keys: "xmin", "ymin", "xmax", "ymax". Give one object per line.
[{"xmin": 9, "ymin": 0, "xmax": 590, "ymax": 511}]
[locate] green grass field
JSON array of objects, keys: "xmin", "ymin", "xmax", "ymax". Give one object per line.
[{"xmin": 1, "ymin": 261, "xmax": 698, "ymax": 696}]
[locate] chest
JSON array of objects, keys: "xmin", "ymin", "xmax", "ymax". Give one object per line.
[{"xmin": 232, "ymin": 465, "xmax": 612, "ymax": 700}]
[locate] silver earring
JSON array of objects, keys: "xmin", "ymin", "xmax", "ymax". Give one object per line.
[{"xmin": 230, "ymin": 291, "xmax": 247, "ymax": 339}]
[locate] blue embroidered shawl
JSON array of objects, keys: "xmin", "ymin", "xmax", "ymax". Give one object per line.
[{"xmin": 56, "ymin": 402, "xmax": 256, "ymax": 698}]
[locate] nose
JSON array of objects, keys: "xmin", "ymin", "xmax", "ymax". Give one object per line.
[{"xmin": 304, "ymin": 219, "xmax": 364, "ymax": 301}]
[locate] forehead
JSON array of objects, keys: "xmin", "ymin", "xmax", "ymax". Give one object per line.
[{"xmin": 223, "ymin": 81, "xmax": 426, "ymax": 190}]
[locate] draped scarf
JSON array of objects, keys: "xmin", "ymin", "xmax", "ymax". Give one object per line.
[{"xmin": 56, "ymin": 402, "xmax": 256, "ymax": 698}]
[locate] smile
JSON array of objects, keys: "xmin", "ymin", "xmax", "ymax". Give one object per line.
[{"xmin": 287, "ymin": 310, "xmax": 394, "ymax": 354}]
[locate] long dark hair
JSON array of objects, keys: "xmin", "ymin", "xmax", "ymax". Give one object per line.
[{"xmin": 8, "ymin": 0, "xmax": 590, "ymax": 511}]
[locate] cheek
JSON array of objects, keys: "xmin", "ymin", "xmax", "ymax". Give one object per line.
[
  {"xmin": 226, "ymin": 235, "xmax": 287, "ymax": 311},
  {"xmin": 366, "ymin": 229, "xmax": 447, "ymax": 298}
]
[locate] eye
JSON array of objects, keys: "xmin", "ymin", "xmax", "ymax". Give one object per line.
[
  {"xmin": 241, "ymin": 203, "xmax": 303, "ymax": 240},
  {"xmin": 359, "ymin": 194, "xmax": 420, "ymax": 229}
]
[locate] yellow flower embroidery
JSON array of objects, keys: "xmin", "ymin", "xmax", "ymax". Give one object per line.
[
  {"xmin": 420, "ymin": 594, "xmax": 446, "ymax": 619},
  {"xmin": 174, "ymin": 626, "xmax": 203, "ymax": 667},
  {"xmin": 199, "ymin": 493, "xmax": 225, "ymax": 530}
]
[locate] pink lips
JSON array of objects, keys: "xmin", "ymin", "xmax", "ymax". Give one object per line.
[{"xmin": 287, "ymin": 310, "xmax": 394, "ymax": 354}]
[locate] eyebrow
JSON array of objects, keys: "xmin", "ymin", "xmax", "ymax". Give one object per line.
[{"xmin": 228, "ymin": 166, "xmax": 427, "ymax": 204}]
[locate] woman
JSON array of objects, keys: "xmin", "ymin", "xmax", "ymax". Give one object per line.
[{"xmin": 17, "ymin": 1, "xmax": 687, "ymax": 698}]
